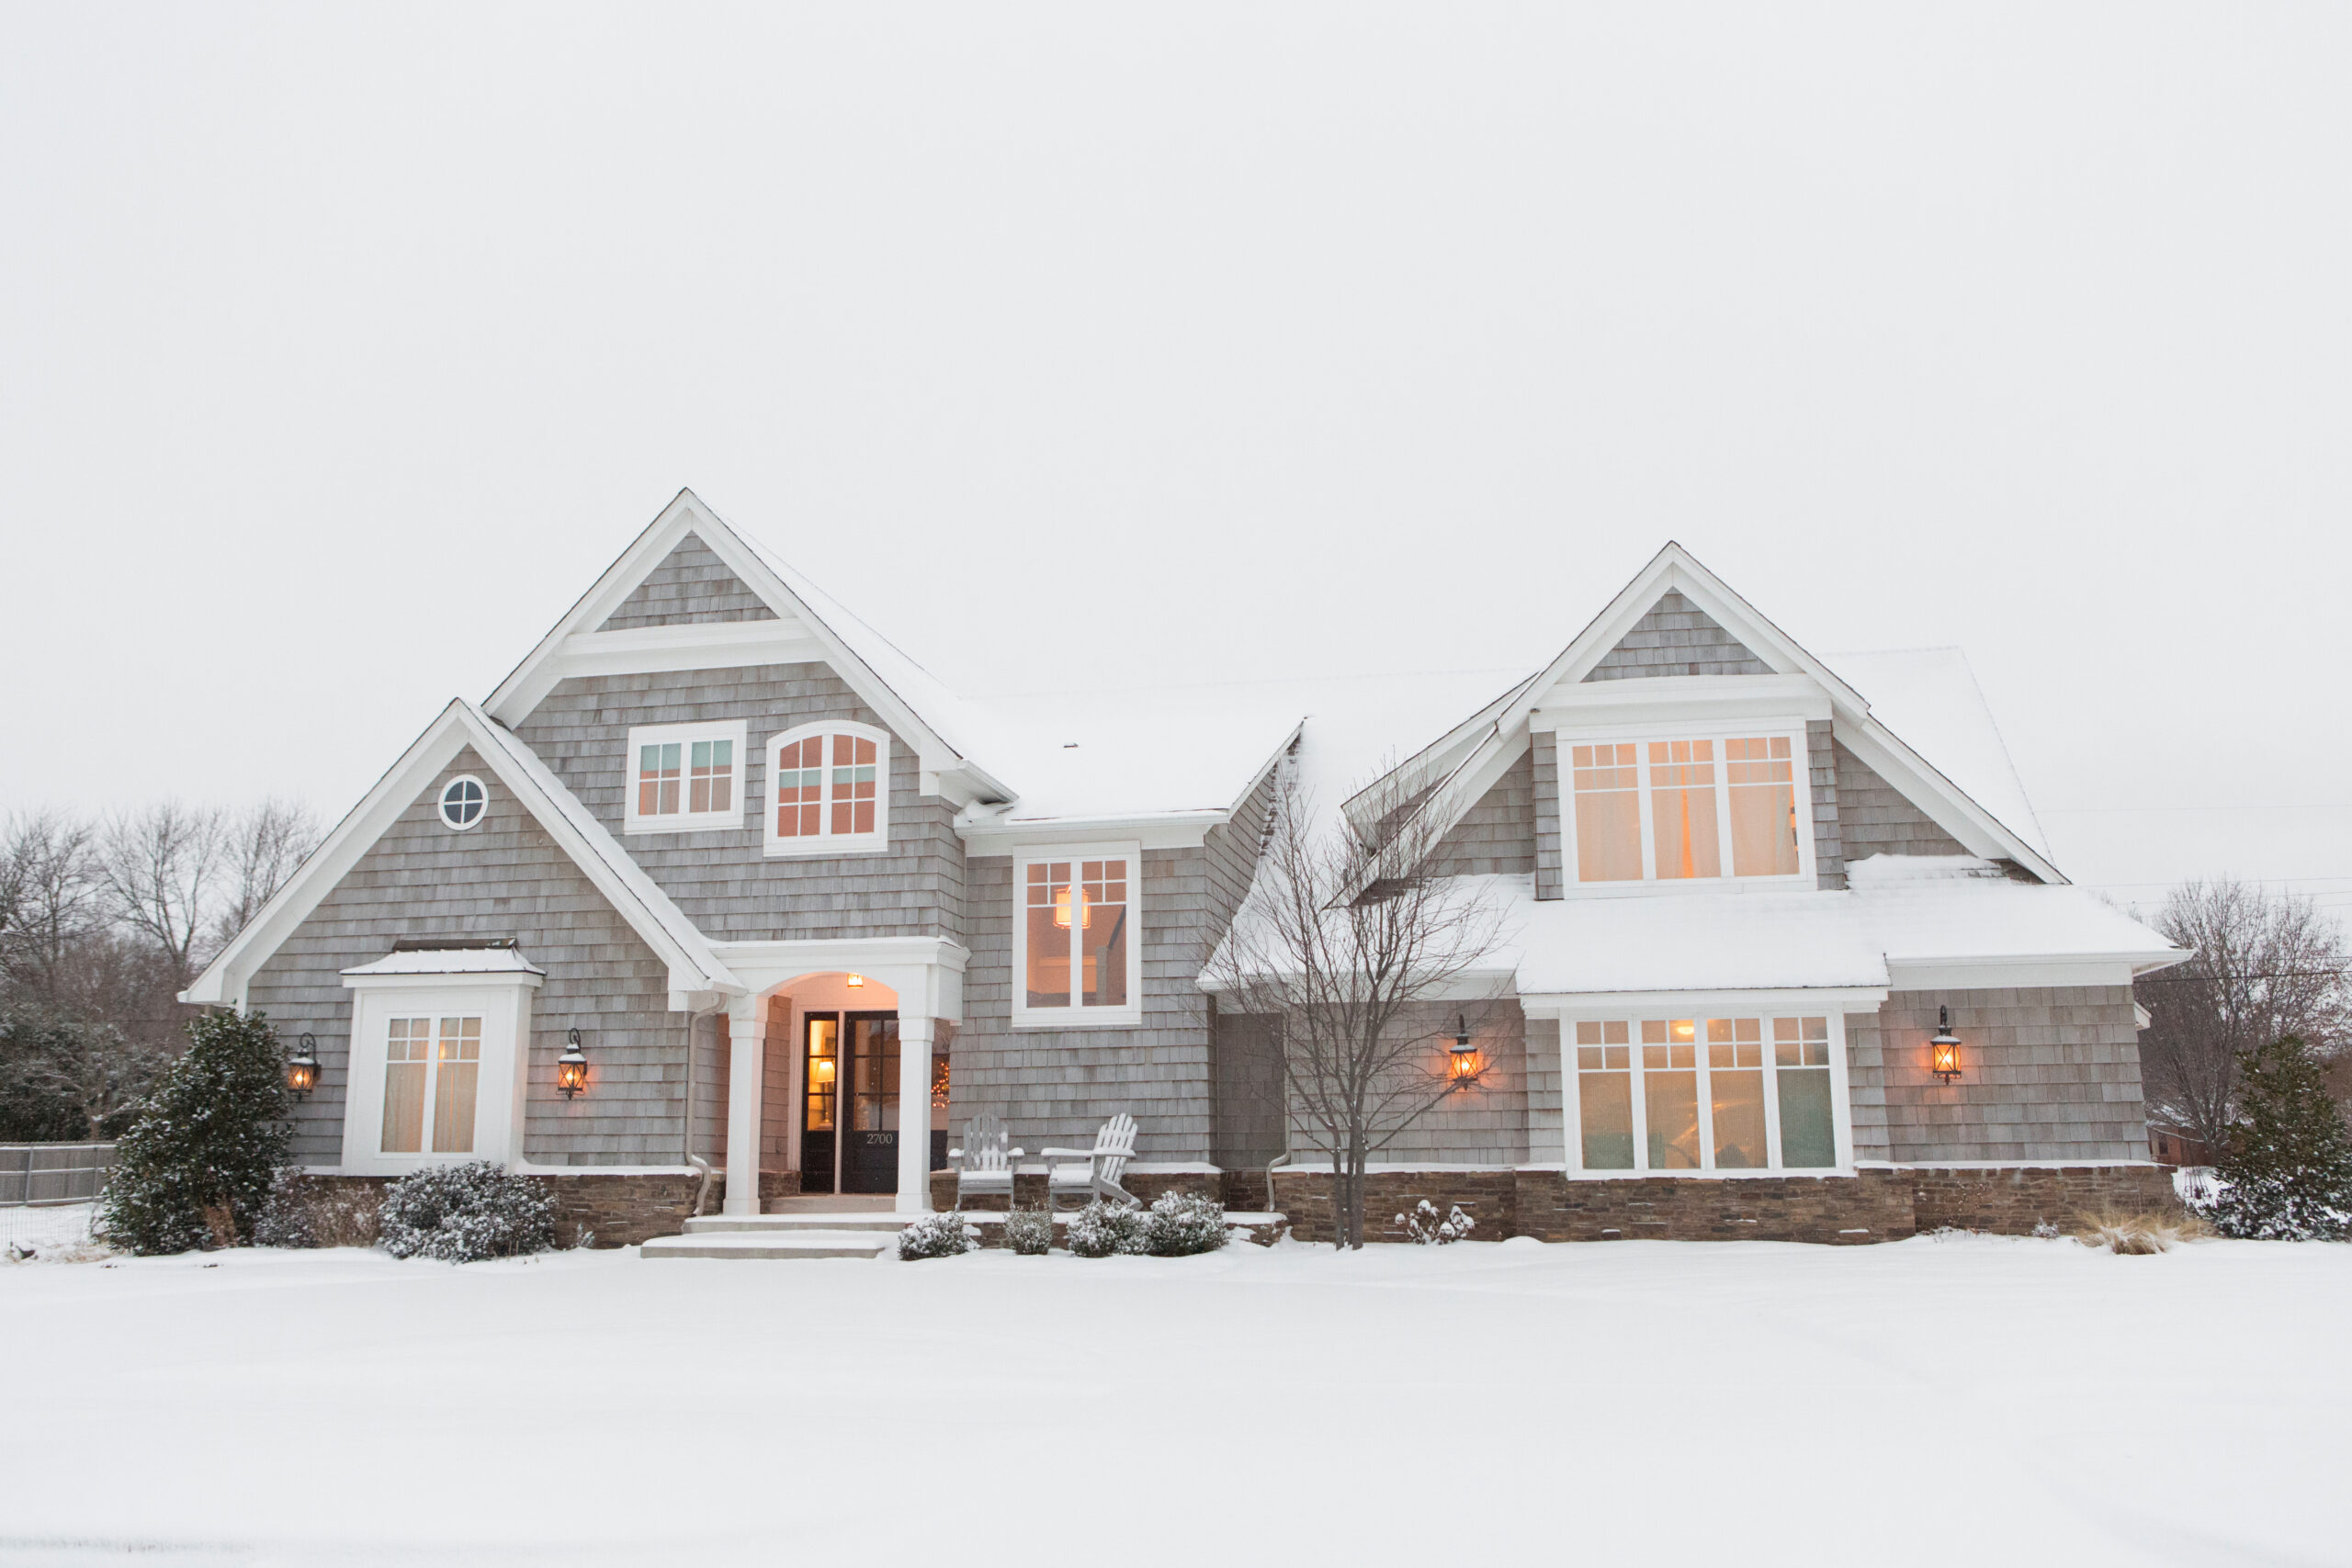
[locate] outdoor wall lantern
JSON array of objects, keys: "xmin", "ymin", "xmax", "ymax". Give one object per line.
[
  {"xmin": 1449, "ymin": 1013, "xmax": 1482, "ymax": 1085},
  {"xmin": 1929, "ymin": 1008, "xmax": 1963, "ymax": 1085},
  {"xmin": 286, "ymin": 1033, "xmax": 320, "ymax": 1100},
  {"xmin": 556, "ymin": 1029, "xmax": 591, "ymax": 1100}
]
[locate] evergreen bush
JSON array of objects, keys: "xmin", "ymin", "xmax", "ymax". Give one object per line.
[
  {"xmin": 2201, "ymin": 1035, "xmax": 2352, "ymax": 1241},
  {"xmin": 1004, "ymin": 1208, "xmax": 1053, "ymax": 1255},
  {"xmin": 1143, "ymin": 1190, "xmax": 1228, "ymax": 1256},
  {"xmin": 378, "ymin": 1161, "xmax": 559, "ymax": 1262},
  {"xmin": 96, "ymin": 1010, "xmax": 291, "ymax": 1255},
  {"xmin": 1397, "ymin": 1199, "xmax": 1476, "ymax": 1245},
  {"xmin": 897, "ymin": 1210, "xmax": 976, "ymax": 1259},
  {"xmin": 1066, "ymin": 1200, "xmax": 1150, "ymax": 1258}
]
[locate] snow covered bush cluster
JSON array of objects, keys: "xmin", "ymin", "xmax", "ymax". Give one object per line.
[
  {"xmin": 1398, "ymin": 1200, "xmax": 1475, "ymax": 1245},
  {"xmin": 897, "ymin": 1211, "xmax": 976, "ymax": 1259},
  {"xmin": 96, "ymin": 1009, "xmax": 290, "ymax": 1255},
  {"xmin": 1066, "ymin": 1200, "xmax": 1150, "ymax": 1258},
  {"xmin": 1143, "ymin": 1191, "xmax": 1227, "ymax": 1256},
  {"xmin": 2194, "ymin": 1036, "xmax": 2352, "ymax": 1242},
  {"xmin": 378, "ymin": 1162, "xmax": 559, "ymax": 1263},
  {"xmin": 1004, "ymin": 1208, "xmax": 1052, "ymax": 1256},
  {"xmin": 254, "ymin": 1168, "xmax": 380, "ymax": 1249}
]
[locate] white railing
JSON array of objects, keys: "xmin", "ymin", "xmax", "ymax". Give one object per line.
[{"xmin": 0, "ymin": 1143, "xmax": 119, "ymax": 1207}]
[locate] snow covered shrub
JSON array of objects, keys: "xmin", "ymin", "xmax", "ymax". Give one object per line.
[
  {"xmin": 1143, "ymin": 1191, "xmax": 1227, "ymax": 1256},
  {"xmin": 1004, "ymin": 1208, "xmax": 1053, "ymax": 1256},
  {"xmin": 1066, "ymin": 1200, "xmax": 1149, "ymax": 1258},
  {"xmin": 254, "ymin": 1168, "xmax": 381, "ymax": 1249},
  {"xmin": 897, "ymin": 1211, "xmax": 976, "ymax": 1260},
  {"xmin": 378, "ymin": 1162, "xmax": 558, "ymax": 1263},
  {"xmin": 96, "ymin": 1009, "xmax": 291, "ymax": 1255},
  {"xmin": 2031, "ymin": 1220, "xmax": 2062, "ymax": 1240},
  {"xmin": 2073, "ymin": 1210, "xmax": 2210, "ymax": 1255},
  {"xmin": 2199, "ymin": 1036, "xmax": 2352, "ymax": 1241},
  {"xmin": 1397, "ymin": 1200, "xmax": 1475, "ymax": 1245}
]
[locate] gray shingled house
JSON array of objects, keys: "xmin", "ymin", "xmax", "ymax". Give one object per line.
[{"xmin": 184, "ymin": 490, "xmax": 2188, "ymax": 1246}]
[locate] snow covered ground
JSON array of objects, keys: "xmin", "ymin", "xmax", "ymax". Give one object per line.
[{"xmin": 2, "ymin": 1232, "xmax": 2345, "ymax": 1567}]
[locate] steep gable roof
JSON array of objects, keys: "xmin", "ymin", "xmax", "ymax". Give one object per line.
[
  {"xmin": 484, "ymin": 489, "xmax": 1012, "ymax": 807},
  {"xmin": 183, "ymin": 700, "xmax": 741, "ymax": 1010},
  {"xmin": 1353, "ymin": 542, "xmax": 2064, "ymax": 886}
]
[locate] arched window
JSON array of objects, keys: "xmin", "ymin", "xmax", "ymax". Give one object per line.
[{"xmin": 764, "ymin": 722, "xmax": 890, "ymax": 855}]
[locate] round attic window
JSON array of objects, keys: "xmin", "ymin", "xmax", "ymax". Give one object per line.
[{"xmin": 438, "ymin": 775, "xmax": 487, "ymax": 831}]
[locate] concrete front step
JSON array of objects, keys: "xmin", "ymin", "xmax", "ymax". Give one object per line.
[
  {"xmin": 642, "ymin": 1230, "xmax": 894, "ymax": 1260},
  {"xmin": 683, "ymin": 1213, "xmax": 912, "ymax": 1235}
]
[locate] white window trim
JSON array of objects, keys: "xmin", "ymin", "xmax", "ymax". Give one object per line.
[
  {"xmin": 1012, "ymin": 840, "xmax": 1144, "ymax": 1031},
  {"xmin": 438, "ymin": 774, "xmax": 489, "ymax": 832},
  {"xmin": 624, "ymin": 719, "xmax": 749, "ymax": 835},
  {"xmin": 762, "ymin": 721, "xmax": 892, "ymax": 858},
  {"xmin": 336, "ymin": 973, "xmax": 539, "ymax": 1176},
  {"xmin": 1559, "ymin": 1010, "xmax": 1853, "ymax": 1178},
  {"xmin": 1556, "ymin": 718, "xmax": 1815, "ymax": 896}
]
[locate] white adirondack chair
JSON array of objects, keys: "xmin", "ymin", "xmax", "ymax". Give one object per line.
[
  {"xmin": 1041, "ymin": 1113, "xmax": 1140, "ymax": 1211},
  {"xmin": 948, "ymin": 1114, "xmax": 1023, "ymax": 1211}
]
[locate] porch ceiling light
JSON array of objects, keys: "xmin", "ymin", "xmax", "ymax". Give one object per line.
[
  {"xmin": 1053, "ymin": 884, "xmax": 1091, "ymax": 930},
  {"xmin": 557, "ymin": 1028, "xmax": 590, "ymax": 1100},
  {"xmin": 1929, "ymin": 1008, "xmax": 1962, "ymax": 1086},
  {"xmin": 286, "ymin": 1033, "xmax": 320, "ymax": 1100},
  {"xmin": 846, "ymin": 973, "xmax": 865, "ymax": 988}
]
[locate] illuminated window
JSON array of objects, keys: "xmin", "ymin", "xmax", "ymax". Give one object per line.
[
  {"xmin": 1567, "ymin": 1013, "xmax": 1843, "ymax": 1172},
  {"xmin": 380, "ymin": 1014, "xmax": 481, "ymax": 1156},
  {"xmin": 1013, "ymin": 844, "xmax": 1140, "ymax": 1027},
  {"xmin": 764, "ymin": 723, "xmax": 890, "ymax": 854},
  {"xmin": 1560, "ymin": 731, "xmax": 1811, "ymax": 886},
  {"xmin": 624, "ymin": 720, "xmax": 747, "ymax": 833}
]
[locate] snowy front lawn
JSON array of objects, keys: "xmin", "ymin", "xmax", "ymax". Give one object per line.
[{"xmin": 1, "ymin": 1234, "xmax": 2344, "ymax": 1567}]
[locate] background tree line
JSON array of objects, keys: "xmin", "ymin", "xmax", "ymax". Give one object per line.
[{"xmin": 0, "ymin": 802, "xmax": 320, "ymax": 1139}]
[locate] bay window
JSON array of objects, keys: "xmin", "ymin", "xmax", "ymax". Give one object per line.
[
  {"xmin": 764, "ymin": 722, "xmax": 890, "ymax": 855},
  {"xmin": 624, "ymin": 719, "xmax": 748, "ymax": 834},
  {"xmin": 339, "ymin": 955, "xmax": 539, "ymax": 1175},
  {"xmin": 1013, "ymin": 843, "xmax": 1140, "ymax": 1028},
  {"xmin": 1566, "ymin": 731, "xmax": 1808, "ymax": 886},
  {"xmin": 1572, "ymin": 1013, "xmax": 1843, "ymax": 1173}
]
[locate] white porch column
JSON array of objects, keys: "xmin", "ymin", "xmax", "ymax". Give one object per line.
[
  {"xmin": 723, "ymin": 995, "xmax": 765, "ymax": 1217},
  {"xmin": 896, "ymin": 1012, "xmax": 933, "ymax": 1214}
]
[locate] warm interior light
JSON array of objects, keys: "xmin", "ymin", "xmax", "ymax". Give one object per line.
[
  {"xmin": 1672, "ymin": 1021, "xmax": 1696, "ymax": 1042},
  {"xmin": 1053, "ymin": 884, "xmax": 1091, "ymax": 930},
  {"xmin": 1929, "ymin": 1008, "xmax": 1962, "ymax": 1085},
  {"xmin": 846, "ymin": 973, "xmax": 865, "ymax": 988},
  {"xmin": 813, "ymin": 1059, "xmax": 835, "ymax": 1082}
]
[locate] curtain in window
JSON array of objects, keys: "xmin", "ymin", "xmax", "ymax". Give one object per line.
[
  {"xmin": 1726, "ymin": 736, "xmax": 1801, "ymax": 876},
  {"xmin": 380, "ymin": 1018, "xmax": 429, "ymax": 1154},
  {"xmin": 1647, "ymin": 740, "xmax": 1721, "ymax": 880},
  {"xmin": 1571, "ymin": 743, "xmax": 1643, "ymax": 882},
  {"xmin": 430, "ymin": 1016, "xmax": 481, "ymax": 1154}
]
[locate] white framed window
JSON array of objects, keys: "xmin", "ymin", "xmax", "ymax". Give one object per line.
[
  {"xmin": 763, "ymin": 722, "xmax": 890, "ymax": 856},
  {"xmin": 1564, "ymin": 729, "xmax": 1810, "ymax": 888},
  {"xmin": 625, "ymin": 719, "xmax": 747, "ymax": 834},
  {"xmin": 438, "ymin": 775, "xmax": 487, "ymax": 831},
  {"xmin": 1567, "ymin": 1012, "xmax": 1847, "ymax": 1175},
  {"xmin": 1012, "ymin": 842, "xmax": 1141, "ymax": 1029},
  {"xmin": 338, "ymin": 971, "xmax": 538, "ymax": 1176}
]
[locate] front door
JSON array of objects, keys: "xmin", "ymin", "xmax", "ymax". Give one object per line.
[{"xmin": 801, "ymin": 1010, "xmax": 899, "ymax": 1195}]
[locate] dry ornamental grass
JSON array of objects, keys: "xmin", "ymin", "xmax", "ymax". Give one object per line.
[{"xmin": 2072, "ymin": 1210, "xmax": 2212, "ymax": 1254}]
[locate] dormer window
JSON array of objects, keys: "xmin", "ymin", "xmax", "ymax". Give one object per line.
[
  {"xmin": 624, "ymin": 720, "xmax": 747, "ymax": 834},
  {"xmin": 764, "ymin": 722, "xmax": 890, "ymax": 856},
  {"xmin": 1566, "ymin": 731, "xmax": 1808, "ymax": 886}
]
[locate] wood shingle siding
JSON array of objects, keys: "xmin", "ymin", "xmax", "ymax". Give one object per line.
[
  {"xmin": 1832, "ymin": 740, "xmax": 1971, "ymax": 863},
  {"xmin": 598, "ymin": 533, "xmax": 778, "ymax": 630},
  {"xmin": 1581, "ymin": 590, "xmax": 1772, "ymax": 682},
  {"xmin": 1808, "ymin": 718, "xmax": 1846, "ymax": 888},
  {"xmin": 1427, "ymin": 748, "xmax": 1536, "ymax": 879},
  {"xmin": 243, "ymin": 750, "xmax": 691, "ymax": 1168},
  {"xmin": 511, "ymin": 663, "xmax": 965, "ymax": 942}
]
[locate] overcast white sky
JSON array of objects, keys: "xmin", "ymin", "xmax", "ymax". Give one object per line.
[{"xmin": 4, "ymin": 5, "xmax": 2347, "ymax": 914}]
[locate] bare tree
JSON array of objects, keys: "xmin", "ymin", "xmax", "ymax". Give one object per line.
[
  {"xmin": 0, "ymin": 810, "xmax": 105, "ymax": 1009},
  {"xmin": 1206, "ymin": 766, "xmax": 1512, "ymax": 1248},
  {"xmin": 97, "ymin": 803, "xmax": 228, "ymax": 990},
  {"xmin": 0, "ymin": 1016, "xmax": 170, "ymax": 1139},
  {"xmin": 213, "ymin": 798, "xmax": 322, "ymax": 949},
  {"xmin": 2135, "ymin": 878, "xmax": 2349, "ymax": 1156}
]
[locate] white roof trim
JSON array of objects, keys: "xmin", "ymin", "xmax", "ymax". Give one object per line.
[
  {"xmin": 182, "ymin": 700, "xmax": 741, "ymax": 1010},
  {"xmin": 482, "ymin": 489, "xmax": 1012, "ymax": 805},
  {"xmin": 341, "ymin": 948, "xmax": 548, "ymax": 977}
]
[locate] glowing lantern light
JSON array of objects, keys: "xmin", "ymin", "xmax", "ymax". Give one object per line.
[
  {"xmin": 556, "ymin": 1028, "xmax": 591, "ymax": 1100},
  {"xmin": 286, "ymin": 1033, "xmax": 320, "ymax": 1100},
  {"xmin": 1929, "ymin": 1008, "xmax": 1962, "ymax": 1085},
  {"xmin": 846, "ymin": 973, "xmax": 865, "ymax": 988},
  {"xmin": 1053, "ymin": 884, "xmax": 1091, "ymax": 930},
  {"xmin": 1449, "ymin": 1013, "xmax": 1481, "ymax": 1084}
]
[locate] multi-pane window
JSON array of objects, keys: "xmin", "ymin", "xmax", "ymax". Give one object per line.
[
  {"xmin": 1566, "ymin": 731, "xmax": 1810, "ymax": 885},
  {"xmin": 625, "ymin": 721, "xmax": 747, "ymax": 833},
  {"xmin": 381, "ymin": 1015, "xmax": 481, "ymax": 1156},
  {"xmin": 765, "ymin": 725, "xmax": 888, "ymax": 852},
  {"xmin": 1574, "ymin": 1014, "xmax": 1839, "ymax": 1172},
  {"xmin": 1016, "ymin": 848, "xmax": 1137, "ymax": 1024}
]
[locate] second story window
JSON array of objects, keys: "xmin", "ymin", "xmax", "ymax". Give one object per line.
[
  {"xmin": 1566, "ymin": 732, "xmax": 1809, "ymax": 886},
  {"xmin": 1013, "ymin": 844, "xmax": 1141, "ymax": 1028},
  {"xmin": 764, "ymin": 722, "xmax": 890, "ymax": 855},
  {"xmin": 624, "ymin": 720, "xmax": 747, "ymax": 834}
]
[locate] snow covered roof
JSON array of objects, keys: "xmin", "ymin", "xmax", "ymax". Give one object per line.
[
  {"xmin": 342, "ymin": 946, "xmax": 548, "ymax": 978},
  {"xmin": 1823, "ymin": 648, "xmax": 2051, "ymax": 861}
]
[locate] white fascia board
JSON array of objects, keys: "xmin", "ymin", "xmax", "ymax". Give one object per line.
[
  {"xmin": 1339, "ymin": 674, "xmax": 1535, "ymax": 832},
  {"xmin": 1884, "ymin": 952, "xmax": 2184, "ymax": 992},
  {"xmin": 1517, "ymin": 986, "xmax": 1893, "ymax": 1017},
  {"xmin": 960, "ymin": 811, "xmax": 1229, "ymax": 853},
  {"xmin": 558, "ymin": 621, "xmax": 828, "ymax": 681},
  {"xmin": 341, "ymin": 969, "xmax": 546, "ymax": 992},
  {"xmin": 1532, "ymin": 673, "xmax": 1832, "ymax": 730},
  {"xmin": 707, "ymin": 936, "xmax": 971, "ymax": 974}
]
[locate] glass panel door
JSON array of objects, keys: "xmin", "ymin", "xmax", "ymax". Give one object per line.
[
  {"xmin": 801, "ymin": 1014, "xmax": 839, "ymax": 1195},
  {"xmin": 842, "ymin": 1013, "xmax": 899, "ymax": 1193}
]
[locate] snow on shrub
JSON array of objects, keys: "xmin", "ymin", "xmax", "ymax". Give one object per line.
[
  {"xmin": 254, "ymin": 1168, "xmax": 381, "ymax": 1249},
  {"xmin": 96, "ymin": 1009, "xmax": 291, "ymax": 1255},
  {"xmin": 897, "ymin": 1211, "xmax": 976, "ymax": 1260},
  {"xmin": 378, "ymin": 1162, "xmax": 559, "ymax": 1263},
  {"xmin": 1143, "ymin": 1191, "xmax": 1227, "ymax": 1257},
  {"xmin": 1397, "ymin": 1200, "xmax": 1475, "ymax": 1245},
  {"xmin": 1066, "ymin": 1200, "xmax": 1149, "ymax": 1258},
  {"xmin": 2197, "ymin": 1036, "xmax": 2352, "ymax": 1242},
  {"xmin": 1004, "ymin": 1209, "xmax": 1052, "ymax": 1256}
]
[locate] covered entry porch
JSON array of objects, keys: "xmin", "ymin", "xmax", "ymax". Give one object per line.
[{"xmin": 708, "ymin": 937, "xmax": 966, "ymax": 1216}]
